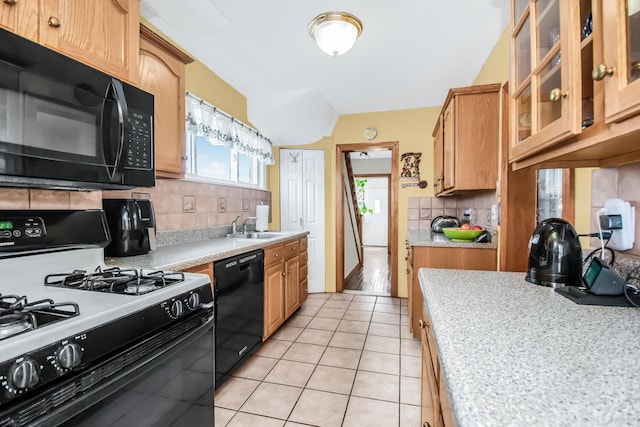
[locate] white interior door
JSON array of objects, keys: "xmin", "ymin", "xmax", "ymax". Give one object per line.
[
  {"xmin": 361, "ymin": 177, "xmax": 389, "ymax": 247},
  {"xmin": 280, "ymin": 149, "xmax": 325, "ymax": 293}
]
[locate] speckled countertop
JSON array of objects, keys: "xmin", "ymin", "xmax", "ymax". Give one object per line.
[
  {"xmin": 418, "ymin": 268, "xmax": 640, "ymax": 426},
  {"xmin": 105, "ymin": 231, "xmax": 308, "ymax": 271},
  {"xmin": 408, "ymin": 229, "xmax": 497, "ymax": 249}
]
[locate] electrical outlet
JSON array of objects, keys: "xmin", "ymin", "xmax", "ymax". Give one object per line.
[{"xmin": 602, "ymin": 199, "xmax": 635, "ymax": 250}]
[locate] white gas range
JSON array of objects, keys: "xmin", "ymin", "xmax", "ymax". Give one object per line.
[{"xmin": 0, "ymin": 210, "xmax": 214, "ymax": 427}]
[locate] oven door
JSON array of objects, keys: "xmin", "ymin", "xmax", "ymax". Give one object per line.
[{"xmin": 3, "ymin": 310, "xmax": 215, "ymax": 427}]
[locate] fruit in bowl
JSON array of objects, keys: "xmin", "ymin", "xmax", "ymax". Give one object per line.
[{"xmin": 442, "ymin": 227, "xmax": 484, "ymax": 241}]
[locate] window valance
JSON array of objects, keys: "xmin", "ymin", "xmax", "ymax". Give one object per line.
[{"xmin": 185, "ymin": 92, "xmax": 274, "ymax": 165}]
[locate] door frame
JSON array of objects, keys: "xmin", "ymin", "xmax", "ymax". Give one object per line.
[{"xmin": 336, "ymin": 141, "xmax": 399, "ymax": 296}]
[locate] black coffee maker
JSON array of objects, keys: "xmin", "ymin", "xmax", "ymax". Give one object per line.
[
  {"xmin": 102, "ymin": 199, "xmax": 156, "ymax": 257},
  {"xmin": 525, "ymin": 218, "xmax": 582, "ymax": 288}
]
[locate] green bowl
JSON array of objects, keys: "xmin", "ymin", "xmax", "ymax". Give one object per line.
[{"xmin": 442, "ymin": 228, "xmax": 484, "ymax": 241}]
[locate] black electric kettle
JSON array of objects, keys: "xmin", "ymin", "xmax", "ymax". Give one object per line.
[
  {"xmin": 525, "ymin": 218, "xmax": 582, "ymax": 288},
  {"xmin": 103, "ymin": 199, "xmax": 156, "ymax": 257}
]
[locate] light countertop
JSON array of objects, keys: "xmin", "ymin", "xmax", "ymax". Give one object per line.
[
  {"xmin": 418, "ymin": 268, "xmax": 640, "ymax": 426},
  {"xmin": 105, "ymin": 231, "xmax": 308, "ymax": 271},
  {"xmin": 408, "ymin": 229, "xmax": 497, "ymax": 249}
]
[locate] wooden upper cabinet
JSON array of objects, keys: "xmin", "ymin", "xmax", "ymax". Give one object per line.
[
  {"xmin": 432, "ymin": 116, "xmax": 444, "ymax": 194},
  {"xmin": 509, "ymin": 0, "xmax": 583, "ymax": 162},
  {"xmin": 432, "ymin": 84, "xmax": 500, "ymax": 196},
  {"xmin": 39, "ymin": 0, "xmax": 140, "ymax": 84},
  {"xmin": 0, "ymin": 0, "xmax": 39, "ymax": 40},
  {"xmin": 509, "ymin": 1, "xmax": 640, "ymax": 170},
  {"xmin": 600, "ymin": 0, "xmax": 640, "ymax": 123},
  {"xmin": 138, "ymin": 24, "xmax": 193, "ymax": 178}
]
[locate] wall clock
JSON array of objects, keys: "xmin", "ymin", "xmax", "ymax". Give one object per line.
[{"xmin": 364, "ymin": 127, "xmax": 377, "ymax": 140}]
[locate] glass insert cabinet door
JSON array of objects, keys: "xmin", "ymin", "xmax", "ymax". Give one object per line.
[
  {"xmin": 598, "ymin": 0, "xmax": 640, "ymax": 123},
  {"xmin": 509, "ymin": 0, "xmax": 584, "ymax": 162}
]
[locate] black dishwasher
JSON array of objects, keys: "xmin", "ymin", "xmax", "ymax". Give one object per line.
[{"xmin": 214, "ymin": 249, "xmax": 264, "ymax": 388}]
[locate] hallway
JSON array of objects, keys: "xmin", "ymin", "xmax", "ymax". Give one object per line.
[{"xmin": 344, "ymin": 246, "xmax": 391, "ymax": 294}]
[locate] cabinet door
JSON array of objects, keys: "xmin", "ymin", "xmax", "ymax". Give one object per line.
[
  {"xmin": 39, "ymin": 0, "xmax": 139, "ymax": 83},
  {"xmin": 509, "ymin": 0, "xmax": 583, "ymax": 161},
  {"xmin": 139, "ymin": 36, "xmax": 186, "ymax": 177},
  {"xmin": 284, "ymin": 256, "xmax": 300, "ymax": 318},
  {"xmin": 442, "ymin": 100, "xmax": 455, "ymax": 191},
  {"xmin": 264, "ymin": 262, "xmax": 285, "ymax": 339},
  {"xmin": 432, "ymin": 117, "xmax": 444, "ymax": 195},
  {"xmin": 421, "ymin": 316, "xmax": 441, "ymax": 427},
  {"xmin": 600, "ymin": 0, "xmax": 640, "ymax": 123},
  {"xmin": 0, "ymin": 0, "xmax": 38, "ymax": 40}
]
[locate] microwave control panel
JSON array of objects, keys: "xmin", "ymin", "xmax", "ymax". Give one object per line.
[{"xmin": 126, "ymin": 110, "xmax": 152, "ymax": 170}]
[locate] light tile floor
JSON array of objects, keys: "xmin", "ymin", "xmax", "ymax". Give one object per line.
[{"xmin": 214, "ymin": 293, "xmax": 421, "ymax": 427}]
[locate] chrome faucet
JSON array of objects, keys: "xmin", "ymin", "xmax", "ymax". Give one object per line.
[
  {"xmin": 242, "ymin": 217, "xmax": 257, "ymax": 233},
  {"xmin": 231, "ymin": 215, "xmax": 241, "ymax": 234}
]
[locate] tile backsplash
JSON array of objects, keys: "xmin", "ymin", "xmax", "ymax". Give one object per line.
[
  {"xmin": 0, "ymin": 179, "xmax": 271, "ymax": 233},
  {"xmin": 408, "ymin": 191, "xmax": 497, "ymax": 231}
]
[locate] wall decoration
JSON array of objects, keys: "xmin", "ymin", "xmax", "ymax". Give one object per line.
[
  {"xmin": 183, "ymin": 196, "xmax": 196, "ymax": 213},
  {"xmin": 400, "ymin": 152, "xmax": 422, "ymax": 179},
  {"xmin": 218, "ymin": 198, "xmax": 227, "ymax": 213}
]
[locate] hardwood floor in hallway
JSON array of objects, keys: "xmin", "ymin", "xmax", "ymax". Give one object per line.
[{"xmin": 344, "ymin": 246, "xmax": 391, "ymax": 294}]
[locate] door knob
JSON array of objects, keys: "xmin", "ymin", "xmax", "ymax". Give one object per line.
[{"xmin": 592, "ymin": 64, "xmax": 614, "ymax": 81}]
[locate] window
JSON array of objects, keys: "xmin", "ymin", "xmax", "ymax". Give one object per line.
[
  {"xmin": 186, "ymin": 134, "xmax": 264, "ymax": 188},
  {"xmin": 184, "ymin": 93, "xmax": 273, "ymax": 189}
]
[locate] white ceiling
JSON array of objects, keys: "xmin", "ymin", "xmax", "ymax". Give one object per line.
[{"xmin": 141, "ymin": 0, "xmax": 510, "ymax": 147}]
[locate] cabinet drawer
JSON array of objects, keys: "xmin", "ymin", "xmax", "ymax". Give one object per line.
[
  {"xmin": 284, "ymin": 240, "xmax": 299, "ymax": 259},
  {"xmin": 264, "ymin": 245, "xmax": 284, "ymax": 267},
  {"xmin": 300, "ymin": 237, "xmax": 308, "ymax": 251},
  {"xmin": 299, "ymin": 250, "xmax": 308, "ymax": 266},
  {"xmin": 300, "ymin": 264, "xmax": 308, "ymax": 281}
]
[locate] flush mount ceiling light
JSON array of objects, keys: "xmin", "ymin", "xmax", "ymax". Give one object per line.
[{"xmin": 308, "ymin": 11, "xmax": 363, "ymax": 56}]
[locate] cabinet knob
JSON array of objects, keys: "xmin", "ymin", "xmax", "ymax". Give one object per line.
[
  {"xmin": 406, "ymin": 269, "xmax": 410, "ymax": 274},
  {"xmin": 282, "ymin": 272, "xmax": 286, "ymax": 277},
  {"xmin": 48, "ymin": 16, "xmax": 61, "ymax": 28},
  {"xmin": 549, "ymin": 88, "xmax": 568, "ymax": 102},
  {"xmin": 592, "ymin": 63, "xmax": 615, "ymax": 81},
  {"xmin": 3, "ymin": 0, "xmax": 18, "ymax": 5},
  {"xmin": 181, "ymin": 155, "xmax": 189, "ymax": 160},
  {"xmin": 424, "ymin": 422, "xmax": 432, "ymax": 427},
  {"xmin": 275, "ymin": 253, "xmax": 279, "ymax": 257},
  {"xmin": 418, "ymin": 319, "xmax": 429, "ymax": 329}
]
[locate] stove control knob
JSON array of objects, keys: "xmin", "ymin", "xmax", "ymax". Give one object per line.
[
  {"xmin": 170, "ymin": 300, "xmax": 184, "ymax": 317},
  {"xmin": 9, "ymin": 358, "xmax": 40, "ymax": 390},
  {"xmin": 56, "ymin": 343, "xmax": 83, "ymax": 369},
  {"xmin": 187, "ymin": 292, "xmax": 200, "ymax": 309}
]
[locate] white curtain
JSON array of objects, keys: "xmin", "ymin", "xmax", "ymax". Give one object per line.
[{"xmin": 185, "ymin": 93, "xmax": 274, "ymax": 164}]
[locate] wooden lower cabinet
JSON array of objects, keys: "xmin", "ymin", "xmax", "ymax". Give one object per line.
[
  {"xmin": 263, "ymin": 236, "xmax": 308, "ymax": 340},
  {"xmin": 264, "ymin": 261, "xmax": 286, "ymax": 338},
  {"xmin": 421, "ymin": 308, "xmax": 456, "ymax": 427},
  {"xmin": 409, "ymin": 246, "xmax": 496, "ymax": 338},
  {"xmin": 183, "ymin": 262, "xmax": 213, "ymax": 294}
]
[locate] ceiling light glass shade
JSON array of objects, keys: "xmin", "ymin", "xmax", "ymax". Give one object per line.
[{"xmin": 308, "ymin": 12, "xmax": 363, "ymax": 56}]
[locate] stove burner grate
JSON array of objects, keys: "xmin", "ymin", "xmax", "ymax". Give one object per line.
[
  {"xmin": 44, "ymin": 267, "xmax": 185, "ymax": 295},
  {"xmin": 0, "ymin": 295, "xmax": 80, "ymax": 340}
]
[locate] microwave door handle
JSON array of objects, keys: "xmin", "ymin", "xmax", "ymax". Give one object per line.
[{"xmin": 102, "ymin": 79, "xmax": 129, "ymax": 182}]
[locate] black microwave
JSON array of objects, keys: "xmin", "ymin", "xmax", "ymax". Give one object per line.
[{"xmin": 0, "ymin": 28, "xmax": 155, "ymax": 190}]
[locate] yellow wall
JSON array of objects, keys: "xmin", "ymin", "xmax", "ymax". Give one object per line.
[
  {"xmin": 268, "ymin": 108, "xmax": 441, "ymax": 296},
  {"xmin": 473, "ymin": 26, "xmax": 510, "ymax": 86}
]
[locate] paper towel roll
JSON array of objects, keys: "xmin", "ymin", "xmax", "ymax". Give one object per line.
[{"xmin": 256, "ymin": 205, "xmax": 269, "ymax": 231}]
